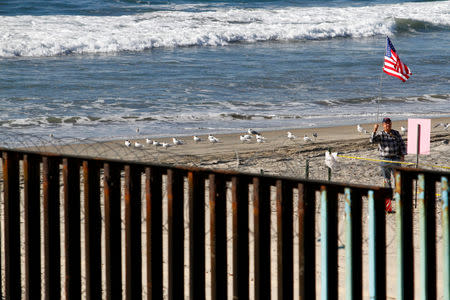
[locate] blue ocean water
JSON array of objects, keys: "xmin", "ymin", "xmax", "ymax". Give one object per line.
[{"xmin": 0, "ymin": 0, "xmax": 449, "ymax": 140}]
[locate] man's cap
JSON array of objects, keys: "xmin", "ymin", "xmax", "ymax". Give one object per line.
[{"xmin": 382, "ymin": 117, "xmax": 391, "ymax": 123}]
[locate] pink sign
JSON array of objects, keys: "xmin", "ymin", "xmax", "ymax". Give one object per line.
[{"xmin": 407, "ymin": 119, "xmax": 431, "ymax": 155}]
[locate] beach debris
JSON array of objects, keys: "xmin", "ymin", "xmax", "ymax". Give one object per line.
[
  {"xmin": 208, "ymin": 134, "xmax": 219, "ymax": 143},
  {"xmin": 400, "ymin": 126, "xmax": 407, "ymax": 135},
  {"xmin": 248, "ymin": 128, "xmax": 260, "ymax": 135},
  {"xmin": 434, "ymin": 122, "xmax": 450, "ymax": 130},
  {"xmin": 134, "ymin": 141, "xmax": 143, "ymax": 148},
  {"xmin": 303, "ymin": 134, "xmax": 312, "ymax": 143},
  {"xmin": 193, "ymin": 135, "xmax": 201, "ymax": 143},
  {"xmin": 125, "ymin": 140, "xmax": 131, "ymax": 147},
  {"xmin": 325, "ymin": 151, "xmax": 339, "ymax": 170},
  {"xmin": 287, "ymin": 131, "xmax": 296, "ymax": 140},
  {"xmin": 146, "ymin": 138, "xmax": 153, "ymax": 145},
  {"xmin": 312, "ymin": 132, "xmax": 318, "ymax": 141},
  {"xmin": 173, "ymin": 137, "xmax": 184, "ymax": 145}
]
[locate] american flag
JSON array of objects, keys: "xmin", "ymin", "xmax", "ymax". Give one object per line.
[{"xmin": 383, "ymin": 36, "xmax": 412, "ymax": 82}]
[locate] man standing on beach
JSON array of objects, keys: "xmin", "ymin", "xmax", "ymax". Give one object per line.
[{"xmin": 370, "ymin": 117, "xmax": 407, "ymax": 187}]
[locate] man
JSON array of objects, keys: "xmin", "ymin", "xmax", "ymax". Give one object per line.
[{"xmin": 370, "ymin": 117, "xmax": 407, "ymax": 187}]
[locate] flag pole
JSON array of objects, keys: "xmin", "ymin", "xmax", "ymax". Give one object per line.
[{"xmin": 377, "ymin": 36, "xmax": 387, "ymax": 123}]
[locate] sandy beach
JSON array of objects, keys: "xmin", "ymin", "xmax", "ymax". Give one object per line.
[{"xmin": 30, "ymin": 117, "xmax": 450, "ymax": 187}]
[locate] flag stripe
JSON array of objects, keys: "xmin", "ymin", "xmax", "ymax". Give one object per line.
[{"xmin": 383, "ymin": 37, "xmax": 412, "ymax": 82}]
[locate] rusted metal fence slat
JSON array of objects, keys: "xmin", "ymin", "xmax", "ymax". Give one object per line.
[
  {"xmin": 43, "ymin": 156, "xmax": 61, "ymax": 300},
  {"xmin": 189, "ymin": 171, "xmax": 206, "ymax": 299},
  {"xmin": 253, "ymin": 177, "xmax": 271, "ymax": 299},
  {"xmin": 167, "ymin": 169, "xmax": 184, "ymax": 300},
  {"xmin": 418, "ymin": 174, "xmax": 437, "ymax": 299},
  {"xmin": 395, "ymin": 170, "xmax": 414, "ymax": 300},
  {"xmin": 63, "ymin": 158, "xmax": 81, "ymax": 299},
  {"xmin": 344, "ymin": 188, "xmax": 362, "ymax": 300},
  {"xmin": 83, "ymin": 160, "xmax": 102, "ymax": 300},
  {"xmin": 276, "ymin": 180, "xmax": 293, "ymax": 300},
  {"xmin": 320, "ymin": 186, "xmax": 338, "ymax": 300},
  {"xmin": 146, "ymin": 167, "xmax": 163, "ymax": 299},
  {"xmin": 368, "ymin": 190, "xmax": 386, "ymax": 299},
  {"xmin": 104, "ymin": 163, "xmax": 122, "ymax": 299},
  {"xmin": 125, "ymin": 165, "xmax": 142, "ymax": 300},
  {"xmin": 298, "ymin": 183, "xmax": 316, "ymax": 300},
  {"xmin": 209, "ymin": 174, "xmax": 227, "ymax": 300},
  {"xmin": 232, "ymin": 176, "xmax": 249, "ymax": 299},
  {"xmin": 3, "ymin": 152, "xmax": 21, "ymax": 299},
  {"xmin": 24, "ymin": 154, "xmax": 41, "ymax": 299},
  {"xmin": 442, "ymin": 176, "xmax": 449, "ymax": 300}
]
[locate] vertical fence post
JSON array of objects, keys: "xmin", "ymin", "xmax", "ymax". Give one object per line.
[
  {"xmin": 24, "ymin": 154, "xmax": 41, "ymax": 299},
  {"xmin": 167, "ymin": 169, "xmax": 184, "ymax": 300},
  {"xmin": 3, "ymin": 152, "xmax": 21, "ymax": 299},
  {"xmin": 298, "ymin": 183, "xmax": 316, "ymax": 300},
  {"xmin": 125, "ymin": 164, "xmax": 142, "ymax": 300},
  {"xmin": 232, "ymin": 176, "xmax": 249, "ymax": 299},
  {"xmin": 395, "ymin": 170, "xmax": 414, "ymax": 300},
  {"xmin": 63, "ymin": 158, "xmax": 81, "ymax": 299},
  {"xmin": 442, "ymin": 176, "xmax": 449, "ymax": 300},
  {"xmin": 146, "ymin": 167, "xmax": 163, "ymax": 299},
  {"xmin": 277, "ymin": 180, "xmax": 293, "ymax": 300},
  {"xmin": 209, "ymin": 174, "xmax": 227, "ymax": 300},
  {"xmin": 43, "ymin": 156, "xmax": 61, "ymax": 300},
  {"xmin": 83, "ymin": 160, "xmax": 102, "ymax": 300},
  {"xmin": 104, "ymin": 163, "xmax": 122, "ymax": 299},
  {"xmin": 344, "ymin": 188, "xmax": 362, "ymax": 300},
  {"xmin": 418, "ymin": 174, "xmax": 437, "ymax": 299},
  {"xmin": 368, "ymin": 190, "xmax": 386, "ymax": 299},
  {"xmin": 189, "ymin": 171, "xmax": 206, "ymax": 299},
  {"xmin": 253, "ymin": 177, "xmax": 271, "ymax": 299},
  {"xmin": 320, "ymin": 186, "xmax": 338, "ymax": 300}
]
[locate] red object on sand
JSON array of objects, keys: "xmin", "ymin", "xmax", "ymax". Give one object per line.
[{"xmin": 385, "ymin": 198, "xmax": 393, "ymax": 213}]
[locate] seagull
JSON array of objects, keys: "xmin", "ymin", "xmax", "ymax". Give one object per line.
[
  {"xmin": 240, "ymin": 135, "xmax": 251, "ymax": 143},
  {"xmin": 134, "ymin": 141, "xmax": 143, "ymax": 148},
  {"xmin": 208, "ymin": 134, "xmax": 219, "ymax": 143},
  {"xmin": 357, "ymin": 124, "xmax": 365, "ymax": 134},
  {"xmin": 125, "ymin": 140, "xmax": 131, "ymax": 147},
  {"xmin": 287, "ymin": 131, "xmax": 296, "ymax": 140},
  {"xmin": 173, "ymin": 137, "xmax": 184, "ymax": 145},
  {"xmin": 153, "ymin": 140, "xmax": 161, "ymax": 147},
  {"xmin": 146, "ymin": 138, "xmax": 153, "ymax": 144},
  {"xmin": 256, "ymin": 136, "xmax": 266, "ymax": 143},
  {"xmin": 312, "ymin": 132, "xmax": 318, "ymax": 141},
  {"xmin": 136, "ymin": 127, "xmax": 140, "ymax": 134},
  {"xmin": 162, "ymin": 142, "xmax": 171, "ymax": 149},
  {"xmin": 400, "ymin": 126, "xmax": 407, "ymax": 135},
  {"xmin": 303, "ymin": 134, "xmax": 312, "ymax": 143},
  {"xmin": 193, "ymin": 136, "xmax": 201, "ymax": 143},
  {"xmin": 248, "ymin": 128, "xmax": 260, "ymax": 135}
]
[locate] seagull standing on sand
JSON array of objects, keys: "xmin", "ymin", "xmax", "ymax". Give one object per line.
[
  {"xmin": 146, "ymin": 138, "xmax": 153, "ymax": 145},
  {"xmin": 153, "ymin": 140, "xmax": 161, "ymax": 147},
  {"xmin": 173, "ymin": 137, "xmax": 184, "ymax": 145},
  {"xmin": 303, "ymin": 134, "xmax": 312, "ymax": 143},
  {"xmin": 400, "ymin": 126, "xmax": 407, "ymax": 135},
  {"xmin": 208, "ymin": 134, "xmax": 219, "ymax": 143},
  {"xmin": 240, "ymin": 135, "xmax": 251, "ymax": 143},
  {"xmin": 256, "ymin": 135, "xmax": 266, "ymax": 143},
  {"xmin": 312, "ymin": 132, "xmax": 318, "ymax": 141},
  {"xmin": 357, "ymin": 124, "xmax": 365, "ymax": 134},
  {"xmin": 134, "ymin": 141, "xmax": 143, "ymax": 148},
  {"xmin": 125, "ymin": 140, "xmax": 131, "ymax": 147},
  {"xmin": 193, "ymin": 136, "xmax": 201, "ymax": 143},
  {"xmin": 248, "ymin": 128, "xmax": 260, "ymax": 135},
  {"xmin": 162, "ymin": 142, "xmax": 170, "ymax": 149},
  {"xmin": 287, "ymin": 131, "xmax": 296, "ymax": 140}
]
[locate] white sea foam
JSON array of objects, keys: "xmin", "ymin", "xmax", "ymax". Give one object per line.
[{"xmin": 0, "ymin": 1, "xmax": 448, "ymax": 57}]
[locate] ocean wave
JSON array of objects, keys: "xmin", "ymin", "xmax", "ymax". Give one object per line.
[{"xmin": 0, "ymin": 1, "xmax": 448, "ymax": 57}]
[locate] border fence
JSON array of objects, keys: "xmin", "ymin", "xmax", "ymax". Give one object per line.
[{"xmin": 0, "ymin": 148, "xmax": 449, "ymax": 299}]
